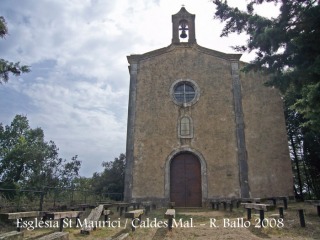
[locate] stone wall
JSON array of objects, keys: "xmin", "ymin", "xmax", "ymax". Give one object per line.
[
  {"xmin": 240, "ymin": 68, "xmax": 293, "ymax": 197},
  {"xmin": 126, "ymin": 44, "xmax": 293, "ymax": 202},
  {"xmin": 131, "ymin": 45, "xmax": 240, "ymax": 200}
]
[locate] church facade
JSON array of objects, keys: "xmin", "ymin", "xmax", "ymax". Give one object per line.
[{"xmin": 124, "ymin": 7, "xmax": 293, "ymax": 207}]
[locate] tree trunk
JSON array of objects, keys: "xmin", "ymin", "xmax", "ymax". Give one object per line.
[{"xmin": 289, "ymin": 134, "xmax": 304, "ymax": 200}]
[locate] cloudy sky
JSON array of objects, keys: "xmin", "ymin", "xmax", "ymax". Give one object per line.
[{"xmin": 0, "ymin": 0, "xmax": 278, "ymax": 177}]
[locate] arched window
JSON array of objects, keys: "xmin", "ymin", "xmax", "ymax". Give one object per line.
[
  {"xmin": 179, "ymin": 116, "xmax": 193, "ymax": 138},
  {"xmin": 180, "ymin": 117, "xmax": 190, "ymax": 136}
]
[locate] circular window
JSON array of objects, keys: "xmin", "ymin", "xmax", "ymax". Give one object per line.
[
  {"xmin": 174, "ymin": 83, "xmax": 195, "ymax": 103},
  {"xmin": 170, "ymin": 79, "xmax": 200, "ymax": 106}
]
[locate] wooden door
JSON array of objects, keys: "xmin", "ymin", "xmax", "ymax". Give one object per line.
[{"xmin": 170, "ymin": 153, "xmax": 202, "ymax": 207}]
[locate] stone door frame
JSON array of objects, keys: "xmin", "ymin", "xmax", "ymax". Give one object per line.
[{"xmin": 164, "ymin": 147, "xmax": 208, "ymax": 205}]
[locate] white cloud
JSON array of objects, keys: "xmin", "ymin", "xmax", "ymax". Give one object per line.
[{"xmin": 7, "ymin": 74, "xmax": 127, "ymax": 175}]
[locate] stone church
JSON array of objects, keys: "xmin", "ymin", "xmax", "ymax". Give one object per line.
[{"xmin": 124, "ymin": 7, "xmax": 293, "ymax": 207}]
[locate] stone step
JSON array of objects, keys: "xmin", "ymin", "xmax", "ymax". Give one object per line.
[
  {"xmin": 0, "ymin": 231, "xmax": 23, "ymax": 240},
  {"xmin": 36, "ymin": 232, "xmax": 68, "ymax": 240}
]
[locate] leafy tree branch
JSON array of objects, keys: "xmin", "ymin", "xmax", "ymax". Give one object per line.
[{"xmin": 0, "ymin": 17, "xmax": 30, "ymax": 84}]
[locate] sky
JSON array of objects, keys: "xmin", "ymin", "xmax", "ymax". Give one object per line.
[{"xmin": 0, "ymin": 0, "xmax": 279, "ymax": 177}]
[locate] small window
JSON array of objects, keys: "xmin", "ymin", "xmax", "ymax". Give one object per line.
[
  {"xmin": 178, "ymin": 116, "xmax": 193, "ymax": 139},
  {"xmin": 180, "ymin": 117, "xmax": 190, "ymax": 136}
]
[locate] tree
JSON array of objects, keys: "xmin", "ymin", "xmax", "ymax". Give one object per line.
[
  {"xmin": 92, "ymin": 153, "xmax": 126, "ymax": 200},
  {"xmin": 212, "ymin": 0, "xmax": 320, "ymax": 198},
  {"xmin": 0, "ymin": 16, "xmax": 30, "ymax": 84},
  {"xmin": 0, "ymin": 115, "xmax": 81, "ymax": 189},
  {"xmin": 73, "ymin": 177, "xmax": 93, "ymax": 190},
  {"xmin": 59, "ymin": 155, "xmax": 82, "ymax": 188},
  {"xmin": 285, "ymin": 90, "xmax": 320, "ymax": 199}
]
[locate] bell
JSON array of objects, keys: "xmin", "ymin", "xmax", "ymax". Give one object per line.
[{"xmin": 180, "ymin": 30, "xmax": 187, "ymax": 38}]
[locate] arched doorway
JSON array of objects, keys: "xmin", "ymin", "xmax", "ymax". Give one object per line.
[{"xmin": 170, "ymin": 152, "xmax": 202, "ymax": 207}]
